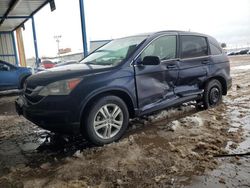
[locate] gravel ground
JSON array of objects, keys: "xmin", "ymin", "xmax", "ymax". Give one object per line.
[{"xmin": 0, "ymin": 56, "xmax": 249, "ymax": 188}]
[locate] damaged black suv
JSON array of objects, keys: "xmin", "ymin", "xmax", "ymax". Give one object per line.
[{"xmin": 16, "ymin": 31, "xmax": 232, "ymax": 145}]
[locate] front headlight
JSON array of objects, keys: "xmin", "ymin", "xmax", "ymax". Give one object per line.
[{"xmin": 38, "ymin": 78, "xmax": 82, "ymax": 96}]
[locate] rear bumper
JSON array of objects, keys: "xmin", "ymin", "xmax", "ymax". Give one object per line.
[
  {"xmin": 15, "ymin": 96, "xmax": 80, "ymax": 134},
  {"xmin": 227, "ymin": 77, "xmax": 232, "ymax": 90}
]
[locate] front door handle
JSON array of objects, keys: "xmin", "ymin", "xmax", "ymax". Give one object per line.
[{"xmin": 167, "ymin": 64, "xmax": 176, "ymax": 69}]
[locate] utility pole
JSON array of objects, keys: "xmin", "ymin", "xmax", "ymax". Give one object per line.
[
  {"xmin": 32, "ymin": 16, "xmax": 39, "ymax": 68},
  {"xmin": 54, "ymin": 35, "xmax": 62, "ymax": 57},
  {"xmin": 79, "ymin": 0, "xmax": 88, "ymax": 57}
]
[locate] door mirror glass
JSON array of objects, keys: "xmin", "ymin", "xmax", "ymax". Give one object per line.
[{"xmin": 142, "ymin": 56, "xmax": 160, "ymax": 65}]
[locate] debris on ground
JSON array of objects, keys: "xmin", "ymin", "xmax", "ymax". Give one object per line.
[{"xmin": 0, "ymin": 56, "xmax": 250, "ymax": 187}]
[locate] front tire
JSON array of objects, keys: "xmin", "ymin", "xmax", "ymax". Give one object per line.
[{"xmin": 83, "ymin": 95, "xmax": 129, "ymax": 146}]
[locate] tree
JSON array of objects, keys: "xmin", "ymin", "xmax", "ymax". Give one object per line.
[{"xmin": 221, "ymin": 43, "xmax": 227, "ymax": 48}]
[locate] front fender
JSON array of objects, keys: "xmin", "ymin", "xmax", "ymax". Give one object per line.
[
  {"xmin": 78, "ymin": 86, "xmax": 136, "ymax": 121},
  {"xmin": 18, "ymin": 73, "xmax": 31, "ymax": 88}
]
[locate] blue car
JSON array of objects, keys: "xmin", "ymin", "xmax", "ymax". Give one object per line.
[{"xmin": 0, "ymin": 60, "xmax": 32, "ymax": 91}]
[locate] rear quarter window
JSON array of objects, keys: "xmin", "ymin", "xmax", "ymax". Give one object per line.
[
  {"xmin": 180, "ymin": 35, "xmax": 208, "ymax": 59},
  {"xmin": 208, "ymin": 37, "xmax": 223, "ymax": 55},
  {"xmin": 210, "ymin": 43, "xmax": 223, "ymax": 55}
]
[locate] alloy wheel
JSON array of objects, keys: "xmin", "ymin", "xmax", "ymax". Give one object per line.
[{"xmin": 93, "ymin": 103, "xmax": 123, "ymax": 139}]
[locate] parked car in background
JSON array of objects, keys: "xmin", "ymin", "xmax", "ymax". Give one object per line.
[
  {"xmin": 55, "ymin": 60, "xmax": 79, "ymax": 67},
  {"xmin": 227, "ymin": 51, "xmax": 235, "ymax": 56},
  {"xmin": 41, "ymin": 60, "xmax": 56, "ymax": 69},
  {"xmin": 239, "ymin": 49, "xmax": 249, "ymax": 55},
  {"xmin": 16, "ymin": 31, "xmax": 232, "ymax": 146},
  {"xmin": 234, "ymin": 51, "xmax": 240, "ymax": 55},
  {"xmin": 0, "ymin": 60, "xmax": 32, "ymax": 91}
]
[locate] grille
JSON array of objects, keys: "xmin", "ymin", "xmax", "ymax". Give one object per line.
[
  {"xmin": 25, "ymin": 87, "xmax": 33, "ymax": 95},
  {"xmin": 25, "ymin": 94, "xmax": 44, "ymax": 104},
  {"xmin": 24, "ymin": 85, "xmax": 44, "ymax": 104}
]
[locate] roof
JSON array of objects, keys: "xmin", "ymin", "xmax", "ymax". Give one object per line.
[
  {"xmin": 152, "ymin": 30, "xmax": 209, "ymax": 37},
  {"xmin": 0, "ymin": 0, "xmax": 50, "ymax": 32},
  {"xmin": 117, "ymin": 30, "xmax": 210, "ymax": 40}
]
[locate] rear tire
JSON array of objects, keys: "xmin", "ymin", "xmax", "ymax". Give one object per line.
[
  {"xmin": 202, "ymin": 79, "xmax": 222, "ymax": 109},
  {"xmin": 82, "ymin": 95, "xmax": 129, "ymax": 146}
]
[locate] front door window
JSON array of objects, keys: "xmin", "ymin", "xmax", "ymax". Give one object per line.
[{"xmin": 141, "ymin": 35, "xmax": 177, "ymax": 61}]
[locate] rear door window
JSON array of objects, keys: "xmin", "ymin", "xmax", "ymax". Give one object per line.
[{"xmin": 180, "ymin": 36, "xmax": 208, "ymax": 59}]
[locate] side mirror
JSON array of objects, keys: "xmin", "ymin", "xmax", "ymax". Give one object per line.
[
  {"xmin": 142, "ymin": 56, "xmax": 160, "ymax": 66},
  {"xmin": 0, "ymin": 65, "xmax": 9, "ymax": 71}
]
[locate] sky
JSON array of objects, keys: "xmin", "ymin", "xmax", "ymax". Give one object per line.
[{"xmin": 22, "ymin": 0, "xmax": 250, "ymax": 58}]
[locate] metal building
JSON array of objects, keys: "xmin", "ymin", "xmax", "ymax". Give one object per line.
[
  {"xmin": 0, "ymin": 31, "xmax": 17, "ymax": 64},
  {"xmin": 89, "ymin": 40, "xmax": 111, "ymax": 53},
  {"xmin": 0, "ymin": 0, "xmax": 88, "ymax": 67}
]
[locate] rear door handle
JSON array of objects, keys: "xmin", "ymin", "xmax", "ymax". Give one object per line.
[{"xmin": 202, "ymin": 60, "xmax": 210, "ymax": 64}]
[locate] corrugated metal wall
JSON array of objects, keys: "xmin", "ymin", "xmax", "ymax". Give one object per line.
[{"xmin": 0, "ymin": 32, "xmax": 17, "ymax": 65}]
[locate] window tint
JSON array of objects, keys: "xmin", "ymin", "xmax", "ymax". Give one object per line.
[
  {"xmin": 141, "ymin": 35, "xmax": 176, "ymax": 61},
  {"xmin": 181, "ymin": 36, "xmax": 208, "ymax": 58},
  {"xmin": 210, "ymin": 42, "xmax": 222, "ymax": 55}
]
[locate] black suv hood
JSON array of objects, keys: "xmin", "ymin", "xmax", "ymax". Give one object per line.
[{"xmin": 27, "ymin": 63, "xmax": 112, "ymax": 88}]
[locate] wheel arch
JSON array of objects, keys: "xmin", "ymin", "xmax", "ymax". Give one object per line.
[
  {"xmin": 19, "ymin": 74, "xmax": 31, "ymax": 89},
  {"xmin": 79, "ymin": 88, "xmax": 136, "ymax": 127},
  {"xmin": 204, "ymin": 76, "xmax": 227, "ymax": 95}
]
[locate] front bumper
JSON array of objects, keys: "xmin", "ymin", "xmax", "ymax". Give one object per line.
[{"xmin": 15, "ymin": 96, "xmax": 80, "ymax": 134}]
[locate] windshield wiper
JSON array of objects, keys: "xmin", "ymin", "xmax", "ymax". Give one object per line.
[
  {"xmin": 95, "ymin": 49, "xmax": 114, "ymax": 53},
  {"xmin": 84, "ymin": 62, "xmax": 96, "ymax": 65}
]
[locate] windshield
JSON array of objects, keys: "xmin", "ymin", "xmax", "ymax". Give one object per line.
[{"xmin": 80, "ymin": 36, "xmax": 147, "ymax": 66}]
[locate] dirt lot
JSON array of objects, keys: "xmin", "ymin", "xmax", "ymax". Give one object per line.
[{"xmin": 0, "ymin": 56, "xmax": 250, "ymax": 188}]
